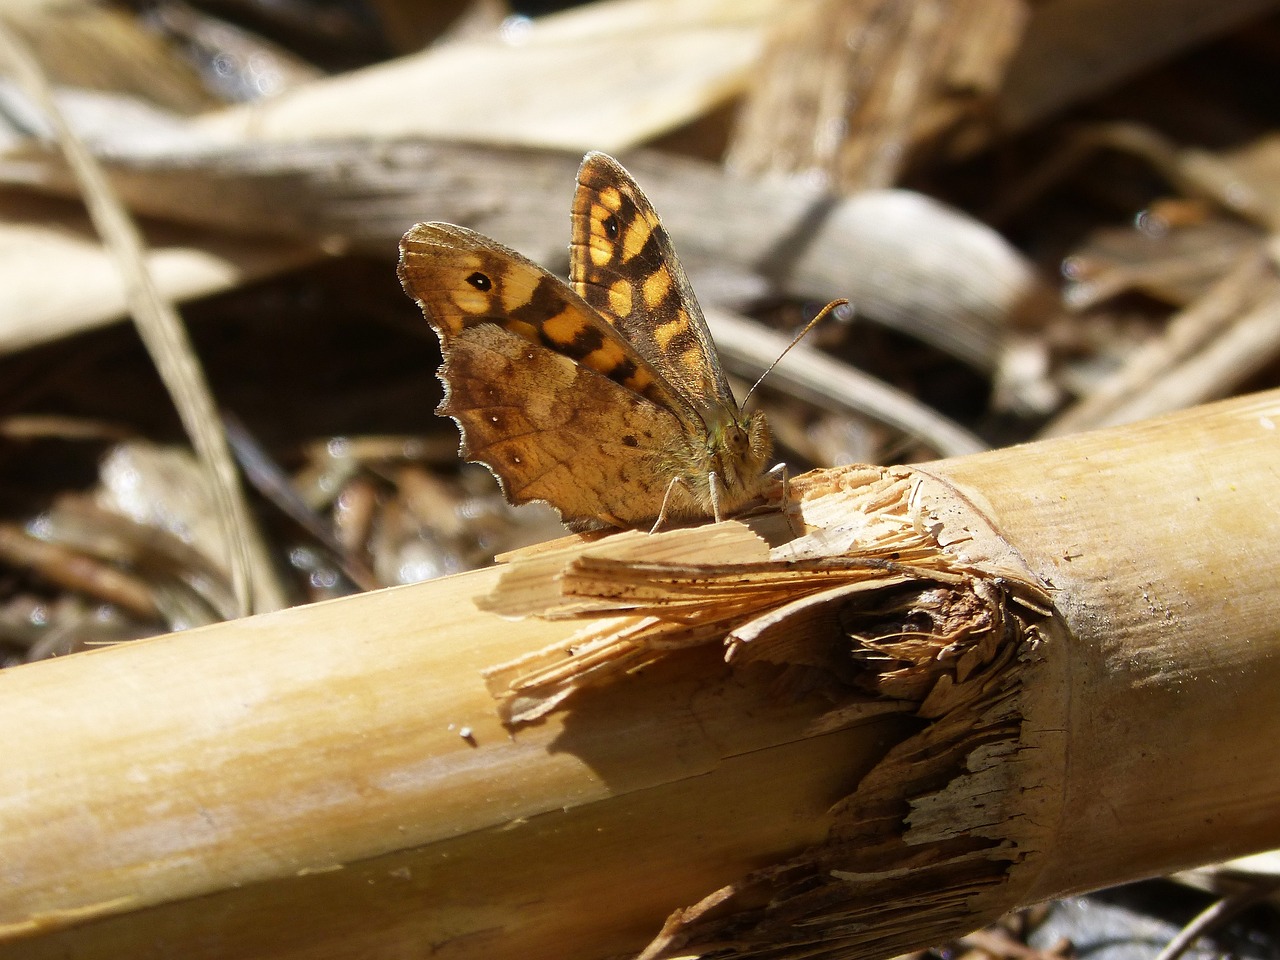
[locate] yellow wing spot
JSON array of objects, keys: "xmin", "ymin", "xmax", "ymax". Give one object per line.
[
  {"xmin": 542, "ymin": 309, "xmax": 583, "ymax": 346},
  {"xmin": 590, "ymin": 202, "xmax": 614, "ymax": 227},
  {"xmin": 583, "ymin": 340, "xmax": 627, "ymax": 375},
  {"xmin": 679, "ymin": 345, "xmax": 704, "ymax": 373},
  {"xmin": 498, "ymin": 279, "xmax": 534, "ymax": 314},
  {"xmin": 589, "ymin": 233, "xmax": 613, "ymax": 267},
  {"xmin": 621, "ymin": 218, "xmax": 652, "ymax": 262},
  {"xmin": 507, "ymin": 318, "xmax": 538, "ymax": 341},
  {"xmin": 643, "ymin": 265, "xmax": 672, "ymax": 309},
  {"xmin": 597, "ymin": 187, "xmax": 622, "ymax": 212},
  {"xmin": 624, "ymin": 366, "xmax": 655, "ymax": 393},
  {"xmin": 608, "ymin": 280, "xmax": 633, "ymax": 317},
  {"xmin": 653, "ymin": 317, "xmax": 688, "ymax": 350},
  {"xmin": 452, "ymin": 287, "xmax": 491, "ymax": 315}
]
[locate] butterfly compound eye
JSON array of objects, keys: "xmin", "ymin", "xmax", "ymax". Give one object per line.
[
  {"xmin": 603, "ymin": 214, "xmax": 620, "ymax": 240},
  {"xmin": 465, "ymin": 271, "xmax": 492, "ymax": 291}
]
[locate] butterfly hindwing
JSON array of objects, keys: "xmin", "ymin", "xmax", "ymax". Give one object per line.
[
  {"xmin": 570, "ymin": 151, "xmax": 734, "ymax": 406},
  {"xmin": 437, "ymin": 323, "xmax": 688, "ymax": 526}
]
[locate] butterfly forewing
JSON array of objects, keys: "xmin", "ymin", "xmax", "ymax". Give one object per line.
[
  {"xmin": 570, "ymin": 152, "xmax": 735, "ymax": 407},
  {"xmin": 400, "ymin": 223, "xmax": 686, "ymax": 414}
]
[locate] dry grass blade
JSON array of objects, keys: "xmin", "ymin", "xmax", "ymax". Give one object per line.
[
  {"xmin": 987, "ymin": 122, "xmax": 1280, "ymax": 232},
  {"xmin": 222, "ymin": 412, "xmax": 381, "ymax": 593},
  {"xmin": 0, "ymin": 22, "xmax": 284, "ymax": 615},
  {"xmin": 191, "ymin": 0, "xmax": 786, "ymax": 151},
  {"xmin": 1043, "ymin": 251, "xmax": 1280, "ymax": 435},
  {"xmin": 707, "ymin": 307, "xmax": 987, "ymax": 457},
  {"xmin": 0, "ymin": 2, "xmax": 216, "ymax": 114},
  {"xmin": 1150, "ymin": 879, "xmax": 1280, "ymax": 960},
  {"xmin": 0, "ymin": 522, "xmax": 160, "ymax": 620},
  {"xmin": 0, "ymin": 192, "xmax": 318, "ymax": 356},
  {"xmin": 0, "ymin": 142, "xmax": 1048, "ymax": 370},
  {"xmin": 1096, "ymin": 285, "xmax": 1280, "ymax": 425}
]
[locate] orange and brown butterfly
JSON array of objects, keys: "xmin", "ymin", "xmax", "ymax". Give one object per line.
[{"xmin": 397, "ymin": 151, "xmax": 775, "ymax": 530}]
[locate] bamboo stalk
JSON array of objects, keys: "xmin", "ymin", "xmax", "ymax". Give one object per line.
[
  {"xmin": 3, "ymin": 389, "xmax": 1280, "ymax": 959},
  {"xmin": 925, "ymin": 388, "xmax": 1280, "ymax": 902}
]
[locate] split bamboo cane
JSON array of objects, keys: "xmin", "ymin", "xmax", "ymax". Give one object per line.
[{"xmin": 2, "ymin": 388, "xmax": 1279, "ymax": 960}]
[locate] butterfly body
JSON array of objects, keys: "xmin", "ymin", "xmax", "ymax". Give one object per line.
[{"xmin": 398, "ymin": 152, "xmax": 773, "ymax": 530}]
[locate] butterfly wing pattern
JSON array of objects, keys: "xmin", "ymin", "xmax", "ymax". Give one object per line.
[
  {"xmin": 397, "ymin": 154, "xmax": 773, "ymax": 529},
  {"xmin": 571, "ymin": 152, "xmax": 729, "ymax": 401}
]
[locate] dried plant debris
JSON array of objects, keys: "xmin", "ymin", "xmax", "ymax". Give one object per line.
[
  {"xmin": 729, "ymin": 0, "xmax": 1028, "ymax": 190},
  {"xmin": 140, "ymin": 3, "xmax": 325, "ymax": 103},
  {"xmin": 1014, "ymin": 877, "xmax": 1280, "ymax": 960},
  {"xmin": 292, "ymin": 435, "xmax": 566, "ymax": 584},
  {"xmin": 0, "ymin": 440, "xmax": 239, "ymax": 658},
  {"xmin": 0, "ymin": 432, "xmax": 565, "ymax": 662},
  {"xmin": 483, "ymin": 464, "xmax": 1061, "ymax": 960},
  {"xmin": 1002, "ymin": 118, "xmax": 1280, "ymax": 434}
]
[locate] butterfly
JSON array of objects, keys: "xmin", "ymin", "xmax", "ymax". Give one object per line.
[{"xmin": 397, "ymin": 151, "xmax": 776, "ymax": 530}]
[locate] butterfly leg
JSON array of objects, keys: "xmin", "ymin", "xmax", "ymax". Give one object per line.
[
  {"xmin": 650, "ymin": 476, "xmax": 689, "ymax": 534},
  {"xmin": 708, "ymin": 471, "xmax": 725, "ymax": 523},
  {"xmin": 767, "ymin": 461, "xmax": 789, "ymax": 511}
]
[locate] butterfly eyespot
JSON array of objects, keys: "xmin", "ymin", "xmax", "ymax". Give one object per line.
[
  {"xmin": 603, "ymin": 214, "xmax": 620, "ymax": 240},
  {"xmin": 465, "ymin": 271, "xmax": 492, "ymax": 291}
]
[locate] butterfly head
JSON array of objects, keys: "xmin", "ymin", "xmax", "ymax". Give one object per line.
[{"xmin": 703, "ymin": 403, "xmax": 772, "ymax": 501}]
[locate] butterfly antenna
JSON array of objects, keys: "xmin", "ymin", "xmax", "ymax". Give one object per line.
[{"xmin": 742, "ymin": 299, "xmax": 849, "ymax": 408}]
